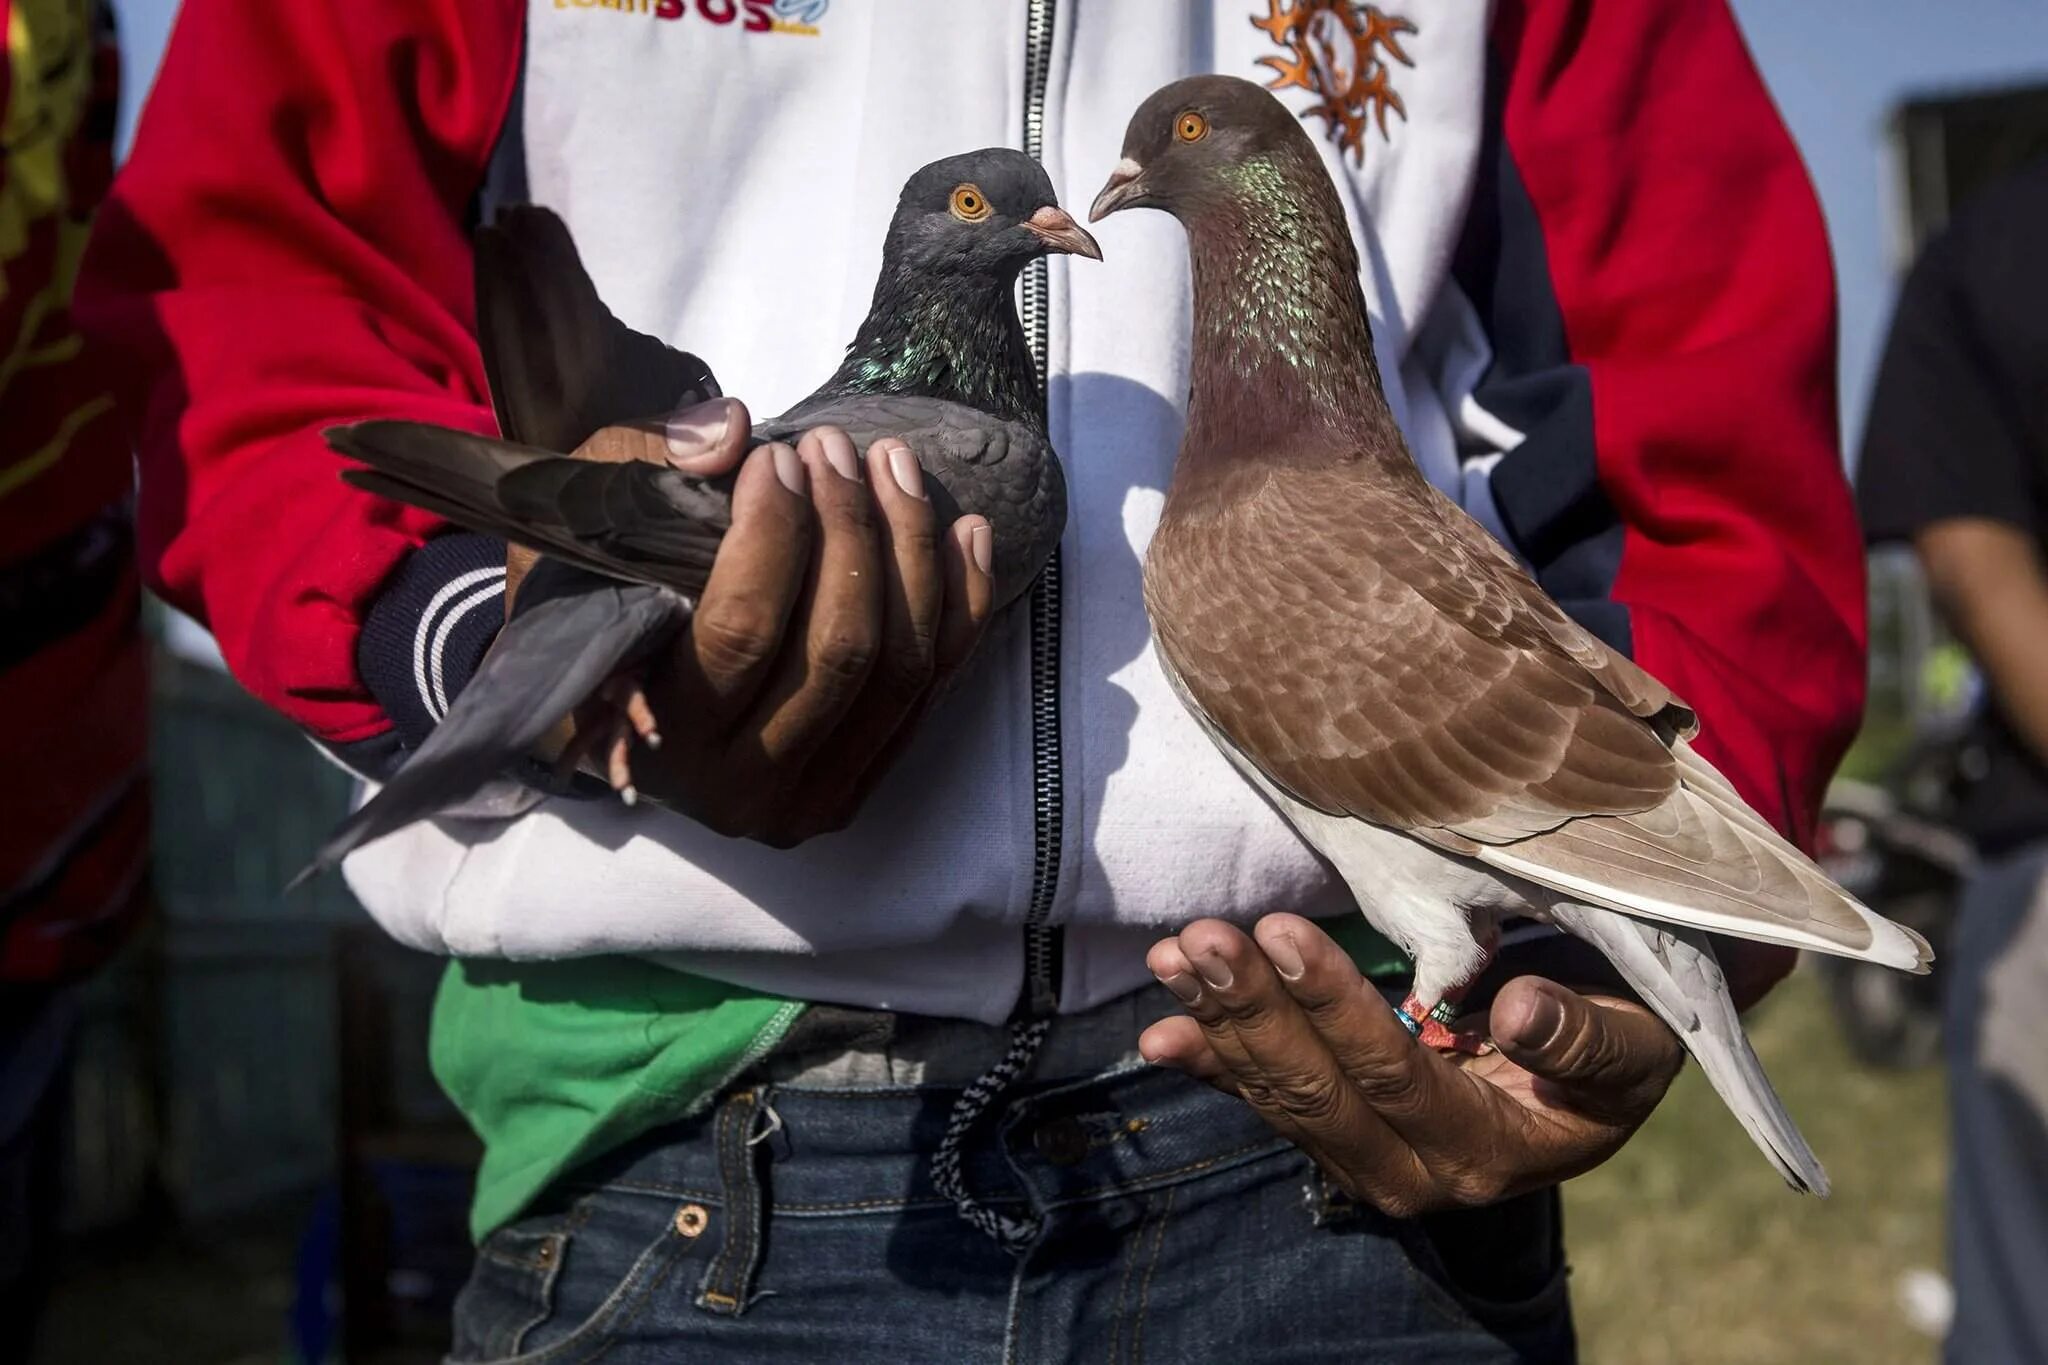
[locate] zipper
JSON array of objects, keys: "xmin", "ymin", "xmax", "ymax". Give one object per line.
[
  {"xmin": 926, "ymin": 0, "xmax": 1066, "ymax": 1248},
  {"xmin": 1017, "ymin": 0, "xmax": 1063, "ymax": 1019}
]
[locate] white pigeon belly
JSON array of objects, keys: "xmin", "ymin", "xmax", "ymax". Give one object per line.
[{"xmin": 1234, "ymin": 747, "xmax": 1522, "ymax": 986}]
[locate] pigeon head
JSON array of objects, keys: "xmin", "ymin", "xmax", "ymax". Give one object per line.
[
  {"xmin": 886, "ymin": 148, "xmax": 1100, "ymax": 278},
  {"xmin": 1088, "ymin": 76, "xmax": 1316, "ymax": 225},
  {"xmin": 826, "ymin": 149, "xmax": 1095, "ymax": 428},
  {"xmin": 1091, "ymin": 76, "xmax": 1392, "ymax": 457}
]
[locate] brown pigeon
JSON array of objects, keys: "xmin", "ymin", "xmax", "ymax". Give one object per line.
[{"xmin": 1091, "ymin": 75, "xmax": 1930, "ymax": 1194}]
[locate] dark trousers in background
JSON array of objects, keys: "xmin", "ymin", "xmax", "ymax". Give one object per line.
[
  {"xmin": 1945, "ymin": 846, "xmax": 2048, "ymax": 1365},
  {"xmin": 0, "ymin": 988, "xmax": 77, "ymax": 1365}
]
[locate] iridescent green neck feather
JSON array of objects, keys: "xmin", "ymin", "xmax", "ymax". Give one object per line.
[
  {"xmin": 821, "ymin": 265, "xmax": 1045, "ymax": 431},
  {"xmin": 1182, "ymin": 150, "xmax": 1393, "ymax": 463}
]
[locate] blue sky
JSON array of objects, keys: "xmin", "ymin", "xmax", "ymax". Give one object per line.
[
  {"xmin": 107, "ymin": 0, "xmax": 2048, "ymax": 459},
  {"xmin": 1727, "ymin": 0, "xmax": 2048, "ymax": 457}
]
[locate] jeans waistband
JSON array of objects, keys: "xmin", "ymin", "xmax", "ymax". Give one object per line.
[
  {"xmin": 760, "ymin": 984, "xmax": 1185, "ymax": 1091},
  {"xmin": 572, "ymin": 1057, "xmax": 1292, "ymax": 1222}
]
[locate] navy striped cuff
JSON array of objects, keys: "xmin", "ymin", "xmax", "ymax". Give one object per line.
[{"xmin": 358, "ymin": 533, "xmax": 508, "ymax": 751}]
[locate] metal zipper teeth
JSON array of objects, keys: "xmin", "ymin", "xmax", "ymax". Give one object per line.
[
  {"xmin": 1019, "ymin": 0, "xmax": 1063, "ymax": 1016},
  {"xmin": 1019, "ymin": 0, "xmax": 1055, "ymax": 383}
]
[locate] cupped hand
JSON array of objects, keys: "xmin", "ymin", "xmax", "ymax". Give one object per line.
[
  {"xmin": 1140, "ymin": 914, "xmax": 1685, "ymax": 1217},
  {"xmin": 509, "ymin": 397, "xmax": 996, "ymax": 844}
]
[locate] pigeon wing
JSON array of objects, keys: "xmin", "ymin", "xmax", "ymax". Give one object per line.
[
  {"xmin": 476, "ymin": 205, "xmax": 722, "ymax": 450},
  {"xmin": 329, "ymin": 420, "xmax": 729, "ymax": 598},
  {"xmin": 1147, "ymin": 460, "xmax": 1680, "ymax": 840}
]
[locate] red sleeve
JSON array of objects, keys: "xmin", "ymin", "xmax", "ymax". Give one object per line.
[
  {"xmin": 1492, "ymin": 0, "xmax": 1865, "ymax": 848},
  {"xmin": 74, "ymin": 0, "xmax": 523, "ymax": 744}
]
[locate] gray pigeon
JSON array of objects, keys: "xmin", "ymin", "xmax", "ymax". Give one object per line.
[
  {"xmin": 298, "ymin": 149, "xmax": 1095, "ymax": 880},
  {"xmin": 1092, "ymin": 76, "xmax": 1930, "ymax": 1194}
]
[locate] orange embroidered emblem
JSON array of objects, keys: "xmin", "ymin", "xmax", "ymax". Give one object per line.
[{"xmin": 1251, "ymin": 0, "xmax": 1417, "ymax": 164}]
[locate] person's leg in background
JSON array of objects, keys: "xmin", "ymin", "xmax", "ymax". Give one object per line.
[
  {"xmin": 0, "ymin": 988, "xmax": 80, "ymax": 1362},
  {"xmin": 1943, "ymin": 846, "xmax": 2048, "ymax": 1365}
]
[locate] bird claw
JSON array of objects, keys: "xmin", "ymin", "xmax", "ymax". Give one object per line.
[
  {"xmin": 598, "ymin": 675, "xmax": 656, "ymax": 804},
  {"xmin": 1416, "ymin": 1016, "xmax": 1493, "ymax": 1057},
  {"xmin": 601, "ymin": 675, "xmax": 662, "ymax": 751},
  {"xmin": 553, "ymin": 672, "xmax": 660, "ymax": 804},
  {"xmin": 1398, "ymin": 994, "xmax": 1493, "ymax": 1057}
]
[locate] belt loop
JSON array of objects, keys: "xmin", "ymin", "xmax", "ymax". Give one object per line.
[{"xmin": 695, "ymin": 1087, "xmax": 774, "ymax": 1317}]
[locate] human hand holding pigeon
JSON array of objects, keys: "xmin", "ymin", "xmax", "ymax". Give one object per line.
[
  {"xmin": 581, "ymin": 422, "xmax": 993, "ymax": 842},
  {"xmin": 504, "ymin": 402, "xmax": 994, "ymax": 844},
  {"xmin": 1093, "ymin": 76, "xmax": 1930, "ymax": 1194},
  {"xmin": 1141, "ymin": 915, "xmax": 1685, "ymax": 1216}
]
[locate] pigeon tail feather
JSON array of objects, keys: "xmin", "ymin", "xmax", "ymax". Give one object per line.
[
  {"xmin": 1546, "ymin": 901, "xmax": 1829, "ymax": 1195},
  {"xmin": 291, "ymin": 579, "xmax": 687, "ymax": 887}
]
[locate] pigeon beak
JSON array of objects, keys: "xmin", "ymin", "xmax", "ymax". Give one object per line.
[
  {"xmin": 1024, "ymin": 205, "xmax": 1103, "ymax": 261},
  {"xmin": 1089, "ymin": 158, "xmax": 1147, "ymax": 222}
]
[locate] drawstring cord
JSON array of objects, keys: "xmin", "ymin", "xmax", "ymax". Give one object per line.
[{"xmin": 929, "ymin": 1016, "xmax": 1052, "ymax": 1250}]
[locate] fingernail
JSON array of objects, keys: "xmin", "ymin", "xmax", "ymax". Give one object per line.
[
  {"xmin": 1155, "ymin": 971, "xmax": 1202, "ymax": 1004},
  {"xmin": 771, "ymin": 444, "xmax": 806, "ymax": 496},
  {"xmin": 810, "ymin": 430, "xmax": 859, "ymax": 482},
  {"xmin": 1265, "ymin": 934, "xmax": 1305, "ymax": 981},
  {"xmin": 1509, "ymin": 984, "xmax": 1565, "ymax": 1050},
  {"xmin": 885, "ymin": 442, "xmax": 927, "ymax": 500},
  {"xmin": 1194, "ymin": 952, "xmax": 1233, "ymax": 991},
  {"xmin": 620, "ymin": 785, "xmax": 639, "ymax": 808},
  {"xmin": 665, "ymin": 398, "xmax": 734, "ymax": 460},
  {"xmin": 970, "ymin": 524, "xmax": 993, "ymax": 576},
  {"xmin": 643, "ymin": 731, "xmax": 663, "ymax": 751}
]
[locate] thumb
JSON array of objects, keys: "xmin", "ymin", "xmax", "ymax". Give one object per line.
[
  {"xmin": 663, "ymin": 396, "xmax": 753, "ymax": 474},
  {"xmin": 1490, "ymin": 976, "xmax": 1682, "ymax": 1117}
]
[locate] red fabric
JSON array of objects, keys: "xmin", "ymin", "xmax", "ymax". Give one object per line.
[
  {"xmin": 74, "ymin": 0, "xmax": 524, "ymax": 743},
  {"xmin": 1495, "ymin": 0, "xmax": 1865, "ymax": 848}
]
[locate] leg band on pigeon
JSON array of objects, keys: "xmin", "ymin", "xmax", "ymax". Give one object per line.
[
  {"xmin": 1399, "ymin": 986, "xmax": 1493, "ymax": 1055},
  {"xmin": 929, "ymin": 1016, "xmax": 1050, "ymax": 1252}
]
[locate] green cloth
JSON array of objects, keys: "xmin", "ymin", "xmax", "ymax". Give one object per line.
[
  {"xmin": 431, "ymin": 956, "xmax": 802, "ymax": 1242},
  {"xmin": 432, "ymin": 923, "xmax": 1408, "ymax": 1242},
  {"xmin": 1327, "ymin": 916, "xmax": 1413, "ymax": 983}
]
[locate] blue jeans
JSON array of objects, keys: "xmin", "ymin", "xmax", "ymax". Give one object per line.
[{"xmin": 447, "ymin": 1060, "xmax": 1574, "ymax": 1362}]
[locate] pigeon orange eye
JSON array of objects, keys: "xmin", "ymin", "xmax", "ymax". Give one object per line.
[
  {"xmin": 1176, "ymin": 111, "xmax": 1208, "ymax": 142},
  {"xmin": 949, "ymin": 185, "xmax": 992, "ymax": 223}
]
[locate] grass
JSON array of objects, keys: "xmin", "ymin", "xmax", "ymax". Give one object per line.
[{"xmin": 1566, "ymin": 966, "xmax": 1948, "ymax": 1364}]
